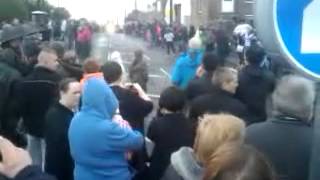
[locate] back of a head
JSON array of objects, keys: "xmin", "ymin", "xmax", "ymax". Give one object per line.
[
  {"xmin": 159, "ymin": 86, "xmax": 186, "ymax": 112},
  {"xmin": 204, "ymin": 143, "xmax": 275, "ymax": 180},
  {"xmin": 101, "ymin": 61, "xmax": 122, "ymax": 84},
  {"xmin": 83, "ymin": 58, "xmax": 101, "ymax": 74},
  {"xmin": 212, "ymin": 67, "xmax": 238, "ymax": 88},
  {"xmin": 202, "ymin": 53, "xmax": 220, "ymax": 72},
  {"xmin": 272, "ymin": 74, "xmax": 315, "ymax": 121},
  {"xmin": 37, "ymin": 47, "xmax": 57, "ymax": 64},
  {"xmin": 50, "ymin": 41, "xmax": 65, "ymax": 59},
  {"xmin": 246, "ymin": 44, "xmax": 266, "ymax": 66},
  {"xmin": 194, "ymin": 114, "xmax": 246, "ymax": 164},
  {"xmin": 63, "ymin": 51, "xmax": 77, "ymax": 63},
  {"xmin": 134, "ymin": 49, "xmax": 143, "ymax": 60}
]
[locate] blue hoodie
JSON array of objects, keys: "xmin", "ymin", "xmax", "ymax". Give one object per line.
[
  {"xmin": 68, "ymin": 77, "xmax": 143, "ymax": 180},
  {"xmin": 171, "ymin": 49, "xmax": 204, "ymax": 89}
]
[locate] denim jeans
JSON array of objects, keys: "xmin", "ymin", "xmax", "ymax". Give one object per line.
[{"xmin": 27, "ymin": 135, "xmax": 45, "ymax": 170}]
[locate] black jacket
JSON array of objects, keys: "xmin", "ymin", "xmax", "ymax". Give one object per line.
[
  {"xmin": 246, "ymin": 117, "xmax": 313, "ymax": 180},
  {"xmin": 45, "ymin": 103, "xmax": 74, "ymax": 180},
  {"xmin": 111, "ymin": 86, "xmax": 153, "ymax": 134},
  {"xmin": 18, "ymin": 66, "xmax": 61, "ymax": 137},
  {"xmin": 147, "ymin": 113, "xmax": 194, "ymax": 180},
  {"xmin": 185, "ymin": 73, "xmax": 215, "ymax": 101},
  {"xmin": 56, "ymin": 61, "xmax": 83, "ymax": 81},
  {"xmin": 14, "ymin": 166, "xmax": 56, "ymax": 180},
  {"xmin": 236, "ymin": 65, "xmax": 275, "ymax": 124},
  {"xmin": 189, "ymin": 88, "xmax": 252, "ymax": 125},
  {"xmin": 0, "ymin": 57, "xmax": 21, "ymax": 131}
]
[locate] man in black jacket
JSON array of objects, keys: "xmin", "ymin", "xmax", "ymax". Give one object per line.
[
  {"xmin": 19, "ymin": 48, "xmax": 61, "ymax": 168},
  {"xmin": 189, "ymin": 67, "xmax": 252, "ymax": 125},
  {"xmin": 246, "ymin": 75, "xmax": 315, "ymax": 180},
  {"xmin": 45, "ymin": 78, "xmax": 81, "ymax": 180},
  {"xmin": 235, "ymin": 44, "xmax": 275, "ymax": 124}
]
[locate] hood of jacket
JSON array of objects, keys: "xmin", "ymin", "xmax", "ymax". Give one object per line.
[
  {"xmin": 180, "ymin": 49, "xmax": 203, "ymax": 67},
  {"xmin": 170, "ymin": 147, "xmax": 203, "ymax": 180},
  {"xmin": 81, "ymin": 76, "xmax": 118, "ymax": 120}
]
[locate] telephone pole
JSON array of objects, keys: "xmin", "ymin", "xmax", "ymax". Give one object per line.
[
  {"xmin": 169, "ymin": 0, "xmax": 173, "ymax": 24},
  {"xmin": 135, "ymin": 0, "xmax": 138, "ymax": 10}
]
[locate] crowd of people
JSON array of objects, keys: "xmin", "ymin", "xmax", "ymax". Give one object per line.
[{"xmin": 0, "ymin": 16, "xmax": 317, "ymax": 180}]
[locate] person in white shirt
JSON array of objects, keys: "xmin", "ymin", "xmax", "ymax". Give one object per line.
[{"xmin": 164, "ymin": 28, "xmax": 175, "ymax": 55}]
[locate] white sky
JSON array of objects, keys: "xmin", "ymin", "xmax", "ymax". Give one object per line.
[{"xmin": 47, "ymin": 0, "xmax": 152, "ymax": 24}]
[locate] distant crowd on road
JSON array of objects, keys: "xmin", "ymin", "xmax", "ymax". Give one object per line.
[{"xmin": 0, "ymin": 15, "xmax": 315, "ymax": 180}]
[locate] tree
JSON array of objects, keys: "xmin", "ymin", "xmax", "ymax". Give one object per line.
[
  {"xmin": 0, "ymin": 0, "xmax": 28, "ymax": 22},
  {"xmin": 51, "ymin": 7, "xmax": 70, "ymax": 21}
]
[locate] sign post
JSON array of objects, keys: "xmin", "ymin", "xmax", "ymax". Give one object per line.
[{"xmin": 255, "ymin": 1, "xmax": 320, "ymax": 180}]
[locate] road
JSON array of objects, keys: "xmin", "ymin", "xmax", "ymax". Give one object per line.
[
  {"xmin": 91, "ymin": 32, "xmax": 175, "ymax": 101},
  {"xmin": 91, "ymin": 32, "xmax": 177, "ymax": 138}
]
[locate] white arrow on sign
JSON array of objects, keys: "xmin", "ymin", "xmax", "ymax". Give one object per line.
[{"xmin": 301, "ymin": 0, "xmax": 320, "ymax": 53}]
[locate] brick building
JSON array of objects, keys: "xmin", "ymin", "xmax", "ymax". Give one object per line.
[{"xmin": 190, "ymin": 0, "xmax": 255, "ymax": 27}]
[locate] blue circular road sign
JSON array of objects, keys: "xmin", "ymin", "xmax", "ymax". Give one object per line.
[{"xmin": 255, "ymin": 0, "xmax": 320, "ymax": 79}]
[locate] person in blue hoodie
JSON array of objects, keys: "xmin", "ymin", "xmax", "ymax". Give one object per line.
[
  {"xmin": 68, "ymin": 76, "xmax": 144, "ymax": 180},
  {"xmin": 171, "ymin": 36, "xmax": 204, "ymax": 89}
]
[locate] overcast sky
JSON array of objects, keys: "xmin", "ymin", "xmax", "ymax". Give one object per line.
[{"xmin": 47, "ymin": 0, "xmax": 152, "ymax": 24}]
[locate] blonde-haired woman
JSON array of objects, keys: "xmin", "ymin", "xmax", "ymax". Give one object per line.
[{"xmin": 161, "ymin": 114, "xmax": 246, "ymax": 180}]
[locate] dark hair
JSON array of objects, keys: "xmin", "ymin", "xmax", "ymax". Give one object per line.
[
  {"xmin": 246, "ymin": 44, "xmax": 266, "ymax": 65},
  {"xmin": 101, "ymin": 61, "xmax": 122, "ymax": 84},
  {"xmin": 204, "ymin": 143, "xmax": 276, "ymax": 180},
  {"xmin": 59, "ymin": 78, "xmax": 78, "ymax": 92},
  {"xmin": 159, "ymin": 86, "xmax": 186, "ymax": 112},
  {"xmin": 83, "ymin": 58, "xmax": 101, "ymax": 73},
  {"xmin": 202, "ymin": 53, "xmax": 220, "ymax": 72}
]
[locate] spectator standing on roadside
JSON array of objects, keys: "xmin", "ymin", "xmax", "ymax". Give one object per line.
[
  {"xmin": 162, "ymin": 114, "xmax": 246, "ymax": 180},
  {"xmin": 164, "ymin": 28, "xmax": 175, "ymax": 55},
  {"xmin": 236, "ymin": 44, "xmax": 275, "ymax": 124},
  {"xmin": 185, "ymin": 53, "xmax": 220, "ymax": 101},
  {"xmin": 171, "ymin": 37, "xmax": 203, "ymax": 89},
  {"xmin": 129, "ymin": 49, "xmax": 149, "ymax": 91},
  {"xmin": 147, "ymin": 87, "xmax": 193, "ymax": 180},
  {"xmin": 19, "ymin": 48, "xmax": 61, "ymax": 168},
  {"xmin": 45, "ymin": 78, "xmax": 81, "ymax": 180},
  {"xmin": 68, "ymin": 71, "xmax": 143, "ymax": 180},
  {"xmin": 246, "ymin": 75, "xmax": 315, "ymax": 180},
  {"xmin": 189, "ymin": 67, "xmax": 252, "ymax": 126},
  {"xmin": 102, "ymin": 61, "xmax": 153, "ymax": 179}
]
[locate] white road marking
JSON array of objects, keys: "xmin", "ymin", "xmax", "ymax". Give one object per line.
[
  {"xmin": 160, "ymin": 68, "xmax": 171, "ymax": 79},
  {"xmin": 144, "ymin": 55, "xmax": 151, "ymax": 61},
  {"xmin": 147, "ymin": 94, "xmax": 160, "ymax": 99},
  {"xmin": 149, "ymin": 74, "xmax": 164, "ymax": 78}
]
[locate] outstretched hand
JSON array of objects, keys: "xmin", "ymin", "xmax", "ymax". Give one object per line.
[{"xmin": 0, "ymin": 136, "xmax": 32, "ymax": 178}]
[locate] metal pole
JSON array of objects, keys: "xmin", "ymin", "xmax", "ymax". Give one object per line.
[
  {"xmin": 309, "ymin": 83, "xmax": 320, "ymax": 180},
  {"xmin": 169, "ymin": 0, "xmax": 173, "ymax": 25},
  {"xmin": 135, "ymin": 0, "xmax": 138, "ymax": 10}
]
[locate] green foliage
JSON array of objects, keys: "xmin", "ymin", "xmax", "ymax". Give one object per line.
[
  {"xmin": 51, "ymin": 7, "xmax": 70, "ymax": 21},
  {"xmin": 0, "ymin": 0, "xmax": 28, "ymax": 22}
]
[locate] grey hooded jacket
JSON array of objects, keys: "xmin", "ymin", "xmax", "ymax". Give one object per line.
[{"xmin": 161, "ymin": 147, "xmax": 203, "ymax": 180}]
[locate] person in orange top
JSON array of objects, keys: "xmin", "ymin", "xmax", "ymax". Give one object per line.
[{"xmin": 80, "ymin": 58, "xmax": 103, "ymax": 86}]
